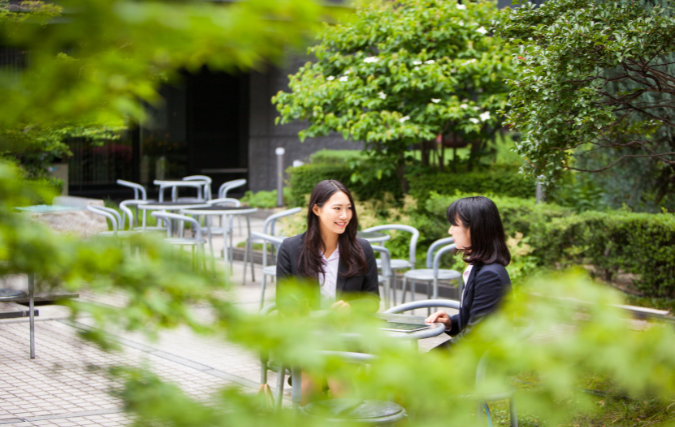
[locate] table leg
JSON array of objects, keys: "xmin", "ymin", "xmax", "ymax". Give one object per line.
[
  {"xmin": 291, "ymin": 367, "xmax": 301, "ymax": 413},
  {"xmin": 28, "ymin": 273, "xmax": 35, "ymax": 359},
  {"xmin": 207, "ymin": 219, "xmax": 216, "ymax": 275},
  {"xmin": 247, "ymin": 214, "xmax": 255, "ymax": 282}
]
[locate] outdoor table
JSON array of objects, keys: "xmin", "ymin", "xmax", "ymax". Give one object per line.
[
  {"xmin": 0, "ymin": 275, "xmax": 36, "ymax": 359},
  {"xmin": 284, "ymin": 312, "xmax": 445, "ymax": 411},
  {"xmin": 153, "ymin": 180, "xmax": 208, "ymax": 202},
  {"xmin": 138, "ymin": 202, "xmax": 209, "ymax": 235},
  {"xmin": 181, "ymin": 206, "xmax": 258, "ymax": 274},
  {"xmin": 357, "ymin": 230, "xmax": 391, "ymax": 244}
]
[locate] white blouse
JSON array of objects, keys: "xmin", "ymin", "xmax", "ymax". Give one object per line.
[{"xmin": 318, "ymin": 246, "xmax": 340, "ymax": 304}]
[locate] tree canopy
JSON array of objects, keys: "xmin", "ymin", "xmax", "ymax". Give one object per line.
[
  {"xmin": 273, "ymin": 0, "xmax": 514, "ymax": 189},
  {"xmin": 497, "ymin": 0, "xmax": 675, "ymax": 192}
]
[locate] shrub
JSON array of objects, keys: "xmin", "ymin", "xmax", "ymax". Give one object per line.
[
  {"xmin": 287, "ymin": 162, "xmax": 401, "ymax": 207},
  {"xmin": 241, "ymin": 190, "xmax": 279, "ymax": 209},
  {"xmin": 308, "ymin": 149, "xmax": 366, "ymax": 165},
  {"xmin": 408, "ymin": 167, "xmax": 536, "ymax": 205},
  {"xmin": 535, "ymin": 211, "xmax": 675, "ymax": 297},
  {"xmin": 420, "ymin": 191, "xmax": 675, "ymax": 297}
]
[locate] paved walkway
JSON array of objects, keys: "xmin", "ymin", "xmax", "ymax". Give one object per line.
[{"xmin": 0, "ymin": 225, "xmax": 452, "ymax": 427}]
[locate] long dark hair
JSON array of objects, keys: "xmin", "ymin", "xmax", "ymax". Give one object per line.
[
  {"xmin": 298, "ymin": 180, "xmax": 367, "ymax": 278},
  {"xmin": 446, "ymin": 196, "xmax": 511, "ymax": 266}
]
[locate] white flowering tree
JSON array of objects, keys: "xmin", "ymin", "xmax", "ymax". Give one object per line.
[{"xmin": 273, "ymin": 0, "xmax": 514, "ymax": 190}]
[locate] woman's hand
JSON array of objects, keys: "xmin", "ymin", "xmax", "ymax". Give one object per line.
[
  {"xmin": 426, "ymin": 310, "xmax": 452, "ymax": 331},
  {"xmin": 331, "ymin": 300, "xmax": 351, "ymax": 313}
]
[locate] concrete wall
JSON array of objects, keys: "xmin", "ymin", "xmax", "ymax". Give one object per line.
[{"xmin": 248, "ymin": 57, "xmax": 364, "ymax": 192}]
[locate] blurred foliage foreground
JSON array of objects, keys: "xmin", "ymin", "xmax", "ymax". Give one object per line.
[{"xmin": 2, "ymin": 161, "xmax": 675, "ymax": 426}]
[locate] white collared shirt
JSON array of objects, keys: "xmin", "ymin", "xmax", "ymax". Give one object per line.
[
  {"xmin": 461, "ymin": 264, "xmax": 473, "ymax": 303},
  {"xmin": 318, "ymin": 246, "xmax": 340, "ymax": 304}
]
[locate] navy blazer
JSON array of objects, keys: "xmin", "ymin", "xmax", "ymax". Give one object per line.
[
  {"xmin": 447, "ymin": 262, "xmax": 511, "ymax": 342},
  {"xmin": 276, "ymin": 232, "xmax": 381, "ymax": 311}
]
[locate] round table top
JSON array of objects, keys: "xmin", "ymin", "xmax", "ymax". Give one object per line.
[
  {"xmin": 181, "ymin": 206, "xmax": 258, "ymax": 216},
  {"xmin": 309, "ymin": 311, "xmax": 445, "ymax": 341},
  {"xmin": 139, "ymin": 202, "xmax": 209, "ymax": 210},
  {"xmin": 377, "ymin": 313, "xmax": 446, "ymax": 340},
  {"xmin": 357, "ymin": 231, "xmax": 391, "ymax": 244}
]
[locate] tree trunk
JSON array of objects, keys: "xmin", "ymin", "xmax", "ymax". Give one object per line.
[
  {"xmin": 397, "ymin": 152, "xmax": 409, "ymax": 194},
  {"xmin": 420, "ymin": 141, "xmax": 430, "ymax": 167}
]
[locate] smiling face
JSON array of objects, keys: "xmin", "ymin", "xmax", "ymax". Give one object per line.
[
  {"xmin": 448, "ymin": 216, "xmax": 471, "ymax": 250},
  {"xmin": 312, "ymin": 191, "xmax": 353, "ymax": 237}
]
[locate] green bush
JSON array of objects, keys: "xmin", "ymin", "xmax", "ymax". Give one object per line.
[
  {"xmin": 408, "ymin": 167, "xmax": 536, "ymax": 205},
  {"xmin": 423, "ymin": 192, "xmax": 675, "ymax": 297},
  {"xmin": 288, "ymin": 162, "xmax": 401, "ymax": 207},
  {"xmin": 535, "ymin": 211, "xmax": 675, "ymax": 297},
  {"xmin": 308, "ymin": 149, "xmax": 366, "ymax": 165},
  {"xmin": 241, "ymin": 190, "xmax": 284, "ymax": 209}
]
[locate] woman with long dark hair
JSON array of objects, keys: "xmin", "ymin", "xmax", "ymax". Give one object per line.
[
  {"xmin": 276, "ymin": 179, "xmax": 380, "ymax": 311},
  {"xmin": 276, "ymin": 179, "xmax": 380, "ymax": 403},
  {"xmin": 425, "ymin": 196, "xmax": 511, "ymax": 348}
]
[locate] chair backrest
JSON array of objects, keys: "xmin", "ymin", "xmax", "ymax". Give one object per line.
[
  {"xmin": 87, "ymin": 205, "xmax": 120, "ymax": 233},
  {"xmin": 218, "ymin": 179, "xmax": 247, "ymax": 198},
  {"xmin": 363, "ymin": 224, "xmax": 420, "ymax": 265},
  {"xmin": 207, "ymin": 197, "xmax": 241, "ymax": 207},
  {"xmin": 119, "ymin": 199, "xmax": 149, "ymax": 230},
  {"xmin": 116, "ymin": 179, "xmax": 147, "ymax": 200},
  {"xmin": 371, "ymin": 245, "xmax": 392, "ymax": 278},
  {"xmin": 183, "ymin": 175, "xmax": 212, "ymax": 200},
  {"xmin": 263, "ymin": 207, "xmax": 302, "ymax": 235},
  {"xmin": 250, "ymin": 232, "xmax": 286, "ymax": 268},
  {"xmin": 154, "ymin": 181, "xmax": 204, "ymax": 202},
  {"xmin": 432, "ymin": 244, "xmax": 457, "ymax": 277},
  {"xmin": 426, "ymin": 237, "xmax": 455, "ymax": 269},
  {"xmin": 151, "ymin": 211, "xmax": 203, "ymax": 241}
]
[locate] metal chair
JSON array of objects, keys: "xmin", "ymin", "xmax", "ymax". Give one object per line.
[
  {"xmin": 363, "ymin": 224, "xmax": 419, "ymax": 305},
  {"xmin": 371, "ymin": 245, "xmax": 392, "ymax": 309},
  {"xmin": 151, "ymin": 211, "xmax": 208, "ymax": 271},
  {"xmin": 218, "ymin": 179, "xmax": 247, "ymax": 234},
  {"xmin": 86, "ymin": 205, "xmax": 138, "ymax": 238},
  {"xmin": 243, "ymin": 207, "xmax": 302, "ymax": 284},
  {"xmin": 182, "ymin": 175, "xmax": 212, "ymax": 201},
  {"xmin": 116, "ymin": 179, "xmax": 149, "ymax": 200},
  {"xmin": 293, "ymin": 352, "xmax": 406, "ymax": 425},
  {"xmin": 250, "ymin": 232, "xmax": 285, "ymax": 310},
  {"xmin": 200, "ymin": 198, "xmax": 241, "ymax": 265},
  {"xmin": 119, "ymin": 200, "xmax": 167, "ymax": 233},
  {"xmin": 218, "ymin": 178, "xmax": 246, "ymax": 198},
  {"xmin": 259, "ymin": 302, "xmax": 407, "ymax": 425},
  {"xmin": 155, "ymin": 180, "xmax": 206, "ymax": 202},
  {"xmin": 401, "ymin": 238, "xmax": 461, "ymax": 307},
  {"xmin": 385, "ymin": 299, "xmax": 526, "ymax": 427}
]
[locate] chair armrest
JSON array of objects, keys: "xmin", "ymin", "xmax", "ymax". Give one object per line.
[
  {"xmin": 371, "ymin": 245, "xmax": 391, "ymax": 277},
  {"xmin": 384, "ymin": 299, "xmax": 460, "ymax": 314}
]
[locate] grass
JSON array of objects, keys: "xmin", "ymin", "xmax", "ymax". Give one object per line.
[{"xmin": 488, "ymin": 374, "xmax": 675, "ymax": 427}]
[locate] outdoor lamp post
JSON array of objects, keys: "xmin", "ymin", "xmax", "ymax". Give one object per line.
[{"xmin": 276, "ymin": 147, "xmax": 285, "ymax": 207}]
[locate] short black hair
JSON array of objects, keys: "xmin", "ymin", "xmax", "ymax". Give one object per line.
[{"xmin": 446, "ymin": 196, "xmax": 511, "ymax": 266}]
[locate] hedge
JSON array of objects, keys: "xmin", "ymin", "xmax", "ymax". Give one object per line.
[
  {"xmin": 408, "ymin": 168, "xmax": 537, "ymax": 205},
  {"xmin": 423, "ymin": 192, "xmax": 675, "ymax": 297},
  {"xmin": 288, "ymin": 163, "xmax": 401, "ymax": 206}
]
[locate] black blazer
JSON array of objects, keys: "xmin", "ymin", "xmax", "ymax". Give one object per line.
[
  {"xmin": 276, "ymin": 232, "xmax": 381, "ymax": 311},
  {"xmin": 447, "ymin": 262, "xmax": 511, "ymax": 342}
]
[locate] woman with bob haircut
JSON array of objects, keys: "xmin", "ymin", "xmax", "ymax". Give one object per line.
[
  {"xmin": 425, "ymin": 196, "xmax": 511, "ymax": 349},
  {"xmin": 276, "ymin": 179, "xmax": 380, "ymax": 402}
]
